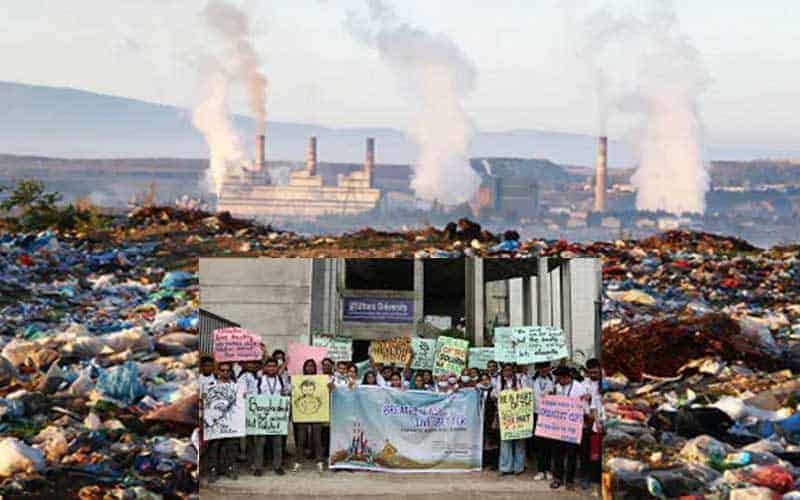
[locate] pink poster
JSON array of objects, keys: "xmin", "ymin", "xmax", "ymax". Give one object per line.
[
  {"xmin": 213, "ymin": 328, "xmax": 262, "ymax": 362},
  {"xmin": 286, "ymin": 341, "xmax": 328, "ymax": 375},
  {"xmin": 534, "ymin": 395, "xmax": 584, "ymax": 444}
]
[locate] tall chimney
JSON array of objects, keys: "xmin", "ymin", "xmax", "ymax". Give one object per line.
[
  {"xmin": 365, "ymin": 137, "xmax": 375, "ymax": 187},
  {"xmin": 594, "ymin": 136, "xmax": 607, "ymax": 212},
  {"xmin": 306, "ymin": 136, "xmax": 317, "ymax": 176},
  {"xmin": 256, "ymin": 134, "xmax": 265, "ymax": 171}
]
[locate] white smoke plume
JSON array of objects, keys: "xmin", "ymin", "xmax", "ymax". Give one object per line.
[
  {"xmin": 568, "ymin": 0, "xmax": 710, "ymax": 214},
  {"xmin": 347, "ymin": 0, "xmax": 481, "ymax": 205}
]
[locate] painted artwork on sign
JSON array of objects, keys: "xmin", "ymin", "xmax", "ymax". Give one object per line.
[
  {"xmin": 291, "ymin": 375, "xmax": 330, "ymax": 423},
  {"xmin": 203, "ymin": 382, "xmax": 246, "ymax": 441},
  {"xmin": 342, "ymin": 297, "xmax": 414, "ymax": 323},
  {"xmin": 410, "ymin": 338, "xmax": 436, "ymax": 370},
  {"xmin": 370, "ymin": 337, "xmax": 413, "ymax": 366}
]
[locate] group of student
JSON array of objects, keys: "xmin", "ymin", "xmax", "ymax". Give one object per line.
[{"xmin": 199, "ymin": 345, "xmax": 604, "ymax": 492}]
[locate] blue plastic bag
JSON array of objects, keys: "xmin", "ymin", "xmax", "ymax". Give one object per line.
[
  {"xmin": 96, "ymin": 361, "xmax": 147, "ymax": 406},
  {"xmin": 160, "ymin": 271, "xmax": 195, "ymax": 289}
]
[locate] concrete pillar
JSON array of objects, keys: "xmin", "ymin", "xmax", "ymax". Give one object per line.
[
  {"xmin": 536, "ymin": 258, "xmax": 551, "ymax": 326},
  {"xmin": 465, "ymin": 258, "xmax": 485, "ymax": 346},
  {"xmin": 560, "ymin": 261, "xmax": 573, "ymax": 359},
  {"xmin": 509, "ymin": 278, "xmax": 523, "ymax": 326},
  {"xmin": 522, "ymin": 276, "xmax": 533, "ymax": 326},
  {"xmin": 413, "ymin": 260, "xmax": 424, "ymax": 335}
]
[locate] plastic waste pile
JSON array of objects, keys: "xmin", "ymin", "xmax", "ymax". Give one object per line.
[{"xmin": 0, "ymin": 228, "xmax": 199, "ymax": 498}]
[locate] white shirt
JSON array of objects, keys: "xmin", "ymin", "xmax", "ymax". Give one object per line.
[
  {"xmin": 258, "ymin": 374, "xmax": 290, "ymax": 396},
  {"xmin": 332, "ymin": 373, "xmax": 350, "ymax": 387},
  {"xmin": 554, "ymin": 380, "xmax": 586, "ymax": 399},
  {"xmin": 530, "ymin": 374, "xmax": 555, "ymax": 414},
  {"xmin": 237, "ymin": 371, "xmax": 260, "ymax": 395}
]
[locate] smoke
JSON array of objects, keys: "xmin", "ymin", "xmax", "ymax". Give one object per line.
[
  {"xmin": 346, "ymin": 0, "xmax": 481, "ymax": 205},
  {"xmin": 202, "ymin": 1, "xmax": 267, "ymax": 134},
  {"xmin": 568, "ymin": 0, "xmax": 710, "ymax": 214}
]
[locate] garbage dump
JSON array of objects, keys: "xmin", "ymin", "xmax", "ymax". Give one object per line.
[{"xmin": 2, "ymin": 202, "xmax": 798, "ymax": 497}]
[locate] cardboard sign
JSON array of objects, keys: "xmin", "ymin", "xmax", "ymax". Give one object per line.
[
  {"xmin": 291, "ymin": 375, "xmax": 330, "ymax": 423},
  {"xmin": 203, "ymin": 382, "xmax": 246, "ymax": 440},
  {"xmin": 493, "ymin": 326, "xmax": 568, "ymax": 364},
  {"xmin": 213, "ymin": 327, "xmax": 262, "ymax": 362},
  {"xmin": 312, "ymin": 335, "xmax": 353, "ymax": 363},
  {"xmin": 286, "ymin": 341, "xmax": 328, "ymax": 375},
  {"xmin": 498, "ymin": 388, "xmax": 534, "ymax": 441},
  {"xmin": 370, "ymin": 337, "xmax": 413, "ymax": 366},
  {"xmin": 433, "ymin": 336, "xmax": 469, "ymax": 377},
  {"xmin": 535, "ymin": 395, "xmax": 584, "ymax": 444},
  {"xmin": 468, "ymin": 348, "xmax": 495, "ymax": 369},
  {"xmin": 410, "ymin": 338, "xmax": 436, "ymax": 370},
  {"xmin": 246, "ymin": 395, "xmax": 289, "ymax": 436}
]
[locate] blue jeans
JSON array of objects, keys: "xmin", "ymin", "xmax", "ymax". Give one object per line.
[{"xmin": 499, "ymin": 439, "xmax": 526, "ymax": 473}]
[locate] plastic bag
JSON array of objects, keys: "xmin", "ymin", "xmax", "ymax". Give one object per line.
[
  {"xmin": 95, "ymin": 361, "xmax": 147, "ymax": 406},
  {"xmin": 723, "ymin": 464, "xmax": 795, "ymax": 494},
  {"xmin": 0, "ymin": 438, "xmax": 45, "ymax": 476}
]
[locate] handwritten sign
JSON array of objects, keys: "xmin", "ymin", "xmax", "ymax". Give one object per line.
[
  {"xmin": 468, "ymin": 348, "xmax": 495, "ymax": 369},
  {"xmin": 535, "ymin": 395, "xmax": 584, "ymax": 444},
  {"xmin": 203, "ymin": 382, "xmax": 246, "ymax": 441},
  {"xmin": 493, "ymin": 326, "xmax": 568, "ymax": 364},
  {"xmin": 291, "ymin": 375, "xmax": 330, "ymax": 423},
  {"xmin": 498, "ymin": 388, "xmax": 534, "ymax": 441},
  {"xmin": 410, "ymin": 338, "xmax": 436, "ymax": 370},
  {"xmin": 213, "ymin": 328, "xmax": 262, "ymax": 362},
  {"xmin": 312, "ymin": 335, "xmax": 353, "ymax": 363},
  {"xmin": 433, "ymin": 336, "xmax": 469, "ymax": 377},
  {"xmin": 286, "ymin": 342, "xmax": 328, "ymax": 375},
  {"xmin": 246, "ymin": 395, "xmax": 289, "ymax": 435},
  {"xmin": 370, "ymin": 337, "xmax": 413, "ymax": 366}
]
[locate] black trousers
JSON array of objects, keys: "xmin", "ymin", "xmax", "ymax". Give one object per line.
[
  {"xmin": 249, "ymin": 435, "xmax": 283, "ymax": 472},
  {"xmin": 205, "ymin": 438, "xmax": 238, "ymax": 475},
  {"xmin": 533, "ymin": 414, "xmax": 552, "ymax": 473},
  {"xmin": 552, "ymin": 440, "xmax": 578, "ymax": 484},
  {"xmin": 580, "ymin": 427, "xmax": 601, "ymax": 482}
]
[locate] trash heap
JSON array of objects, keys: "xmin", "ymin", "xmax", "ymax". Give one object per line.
[{"xmin": 0, "ymin": 228, "xmax": 200, "ymax": 498}]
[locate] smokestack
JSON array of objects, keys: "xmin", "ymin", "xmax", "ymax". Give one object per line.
[
  {"xmin": 365, "ymin": 137, "xmax": 375, "ymax": 187},
  {"xmin": 306, "ymin": 136, "xmax": 317, "ymax": 176},
  {"xmin": 594, "ymin": 136, "xmax": 607, "ymax": 212},
  {"xmin": 256, "ymin": 134, "xmax": 265, "ymax": 171}
]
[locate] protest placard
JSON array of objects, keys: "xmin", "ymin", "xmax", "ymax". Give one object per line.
[
  {"xmin": 246, "ymin": 395, "xmax": 289, "ymax": 435},
  {"xmin": 410, "ymin": 338, "xmax": 436, "ymax": 370},
  {"xmin": 312, "ymin": 335, "xmax": 353, "ymax": 362},
  {"xmin": 498, "ymin": 388, "xmax": 534, "ymax": 441},
  {"xmin": 493, "ymin": 326, "xmax": 568, "ymax": 364},
  {"xmin": 468, "ymin": 348, "xmax": 495, "ymax": 369},
  {"xmin": 202, "ymin": 382, "xmax": 246, "ymax": 440},
  {"xmin": 212, "ymin": 327, "xmax": 262, "ymax": 362},
  {"xmin": 286, "ymin": 341, "xmax": 328, "ymax": 375},
  {"xmin": 370, "ymin": 337, "xmax": 413, "ymax": 365},
  {"xmin": 534, "ymin": 395, "xmax": 584, "ymax": 444},
  {"xmin": 291, "ymin": 375, "xmax": 330, "ymax": 423},
  {"xmin": 433, "ymin": 336, "xmax": 469, "ymax": 377}
]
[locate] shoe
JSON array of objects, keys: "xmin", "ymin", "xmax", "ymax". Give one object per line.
[
  {"xmin": 228, "ymin": 466, "xmax": 238, "ymax": 480},
  {"xmin": 292, "ymin": 462, "xmax": 302, "ymax": 473},
  {"xmin": 253, "ymin": 469, "xmax": 263, "ymax": 477},
  {"xmin": 514, "ymin": 470, "xmax": 524, "ymax": 476},
  {"xmin": 274, "ymin": 468, "xmax": 285, "ymax": 476},
  {"xmin": 565, "ymin": 482, "xmax": 576, "ymax": 491},
  {"xmin": 500, "ymin": 471, "xmax": 513, "ymax": 476},
  {"xmin": 580, "ymin": 479, "xmax": 591, "ymax": 490},
  {"xmin": 550, "ymin": 480, "xmax": 562, "ymax": 489},
  {"xmin": 317, "ymin": 461, "xmax": 324, "ymax": 473},
  {"xmin": 208, "ymin": 468, "xmax": 218, "ymax": 484},
  {"xmin": 533, "ymin": 472, "xmax": 545, "ymax": 481}
]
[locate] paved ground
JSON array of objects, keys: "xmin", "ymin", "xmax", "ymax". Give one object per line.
[{"xmin": 201, "ymin": 467, "xmax": 596, "ymax": 500}]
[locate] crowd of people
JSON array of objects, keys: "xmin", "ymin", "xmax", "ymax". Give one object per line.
[{"xmin": 200, "ymin": 346, "xmax": 605, "ymax": 492}]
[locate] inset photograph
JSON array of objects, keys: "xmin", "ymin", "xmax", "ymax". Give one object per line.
[{"xmin": 198, "ymin": 257, "xmax": 603, "ymax": 498}]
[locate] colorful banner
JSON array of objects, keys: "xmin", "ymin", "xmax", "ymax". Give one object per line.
[
  {"xmin": 468, "ymin": 348, "xmax": 495, "ymax": 369},
  {"xmin": 535, "ymin": 395, "xmax": 584, "ymax": 444},
  {"xmin": 246, "ymin": 395, "xmax": 289, "ymax": 436},
  {"xmin": 410, "ymin": 338, "xmax": 436, "ymax": 370},
  {"xmin": 433, "ymin": 336, "xmax": 469, "ymax": 377},
  {"xmin": 213, "ymin": 327, "xmax": 262, "ymax": 362},
  {"xmin": 493, "ymin": 326, "xmax": 568, "ymax": 364},
  {"xmin": 312, "ymin": 335, "xmax": 353, "ymax": 362},
  {"xmin": 286, "ymin": 341, "xmax": 328, "ymax": 375},
  {"xmin": 329, "ymin": 386, "xmax": 483, "ymax": 472},
  {"xmin": 370, "ymin": 337, "xmax": 413, "ymax": 366},
  {"xmin": 202, "ymin": 382, "xmax": 246, "ymax": 440},
  {"xmin": 342, "ymin": 297, "xmax": 414, "ymax": 323},
  {"xmin": 291, "ymin": 375, "xmax": 330, "ymax": 423},
  {"xmin": 498, "ymin": 388, "xmax": 534, "ymax": 441}
]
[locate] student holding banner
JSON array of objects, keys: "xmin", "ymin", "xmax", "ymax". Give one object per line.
[
  {"xmin": 497, "ymin": 363, "xmax": 530, "ymax": 476},
  {"xmin": 531, "ymin": 361, "xmax": 555, "ymax": 481},
  {"xmin": 580, "ymin": 358, "xmax": 604, "ymax": 490},
  {"xmin": 294, "ymin": 359, "xmax": 325, "ymax": 472},
  {"xmin": 204, "ymin": 362, "xmax": 242, "ymax": 482},
  {"xmin": 550, "ymin": 366, "xmax": 587, "ymax": 491},
  {"xmin": 249, "ymin": 358, "xmax": 290, "ymax": 476}
]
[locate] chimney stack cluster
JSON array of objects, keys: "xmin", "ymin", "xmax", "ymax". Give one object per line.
[{"xmin": 594, "ymin": 136, "xmax": 607, "ymax": 212}]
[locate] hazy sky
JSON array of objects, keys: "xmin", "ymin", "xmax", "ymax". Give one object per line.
[{"xmin": 1, "ymin": 0, "xmax": 798, "ymax": 150}]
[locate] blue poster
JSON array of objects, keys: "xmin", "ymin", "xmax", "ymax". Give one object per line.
[
  {"xmin": 329, "ymin": 386, "xmax": 483, "ymax": 472},
  {"xmin": 342, "ymin": 297, "xmax": 414, "ymax": 323}
]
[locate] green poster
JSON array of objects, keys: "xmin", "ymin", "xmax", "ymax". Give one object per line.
[
  {"xmin": 312, "ymin": 335, "xmax": 353, "ymax": 362},
  {"xmin": 492, "ymin": 327, "xmax": 517, "ymax": 363},
  {"xmin": 410, "ymin": 338, "xmax": 436, "ymax": 370},
  {"xmin": 468, "ymin": 348, "xmax": 495, "ymax": 369},
  {"xmin": 246, "ymin": 395, "xmax": 289, "ymax": 436},
  {"xmin": 433, "ymin": 336, "xmax": 469, "ymax": 377}
]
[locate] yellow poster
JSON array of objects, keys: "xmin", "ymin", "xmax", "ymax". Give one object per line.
[
  {"xmin": 498, "ymin": 388, "xmax": 534, "ymax": 441},
  {"xmin": 291, "ymin": 375, "xmax": 330, "ymax": 423}
]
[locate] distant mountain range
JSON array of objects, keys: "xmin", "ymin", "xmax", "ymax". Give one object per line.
[{"xmin": 2, "ymin": 81, "xmax": 798, "ymax": 166}]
